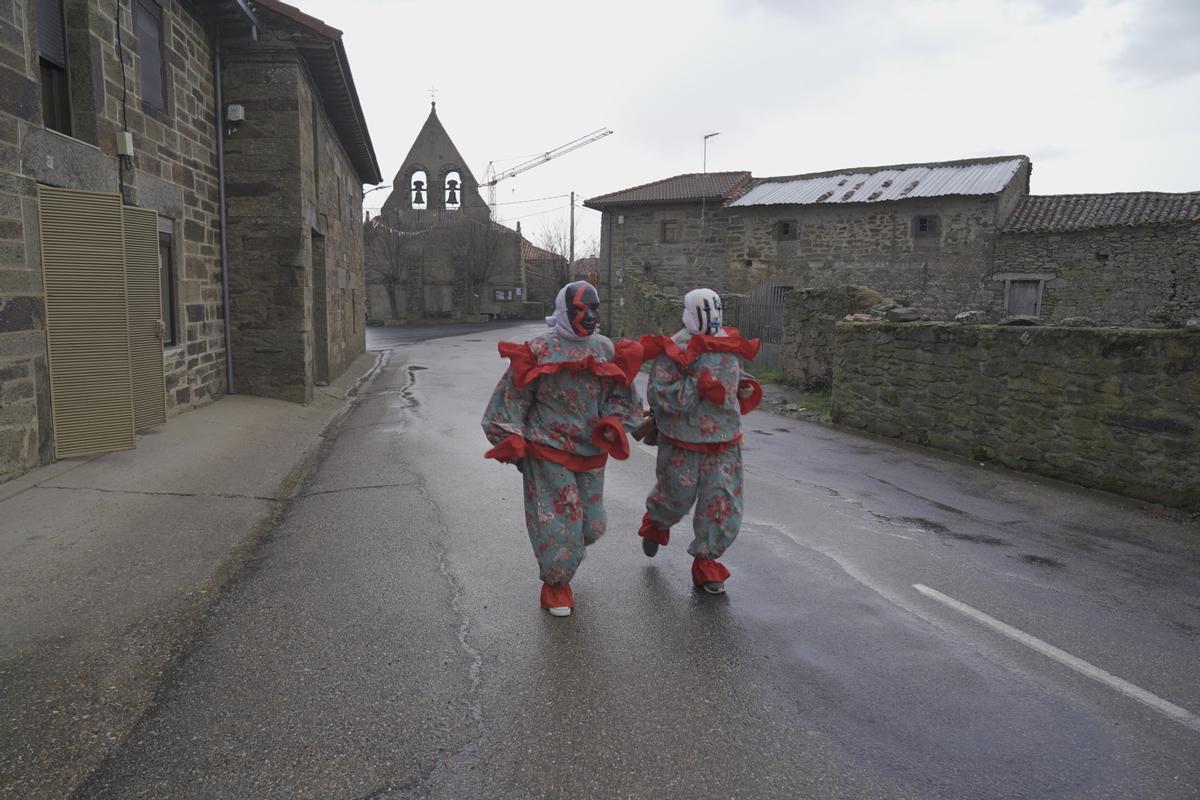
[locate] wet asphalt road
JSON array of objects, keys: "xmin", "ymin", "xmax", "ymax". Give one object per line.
[{"xmin": 76, "ymin": 322, "xmax": 1200, "ymax": 799}]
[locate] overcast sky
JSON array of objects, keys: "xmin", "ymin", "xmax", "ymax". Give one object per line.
[{"xmin": 298, "ymin": 0, "xmax": 1200, "ymax": 250}]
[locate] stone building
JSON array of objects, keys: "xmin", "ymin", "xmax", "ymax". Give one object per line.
[
  {"xmin": 587, "ymin": 156, "xmax": 1198, "ymax": 327},
  {"xmin": 222, "ymin": 0, "xmax": 381, "ymax": 400},
  {"xmin": 993, "ymin": 192, "xmax": 1200, "ymax": 325},
  {"xmin": 0, "ymin": 0, "xmax": 378, "ymax": 483},
  {"xmin": 365, "ymin": 103, "xmax": 525, "ymax": 322}
]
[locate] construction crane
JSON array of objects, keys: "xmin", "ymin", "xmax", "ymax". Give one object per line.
[{"xmin": 484, "ymin": 127, "xmax": 613, "ymax": 214}]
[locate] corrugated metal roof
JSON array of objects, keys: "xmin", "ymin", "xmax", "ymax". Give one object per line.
[
  {"xmin": 1001, "ymin": 192, "xmax": 1200, "ymax": 233},
  {"xmin": 729, "ymin": 156, "xmax": 1027, "ymax": 207}
]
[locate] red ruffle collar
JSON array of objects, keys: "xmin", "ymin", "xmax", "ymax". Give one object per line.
[
  {"xmin": 639, "ymin": 327, "xmax": 760, "ymax": 366},
  {"xmin": 498, "ymin": 339, "xmax": 644, "ymax": 389}
]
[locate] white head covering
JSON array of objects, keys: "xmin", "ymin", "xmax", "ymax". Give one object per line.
[
  {"xmin": 682, "ymin": 288, "xmax": 722, "ymax": 335},
  {"xmin": 545, "ymin": 281, "xmax": 597, "ymax": 340}
]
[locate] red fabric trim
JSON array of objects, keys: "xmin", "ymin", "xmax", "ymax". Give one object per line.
[
  {"xmin": 591, "ymin": 416, "xmax": 630, "ymax": 460},
  {"xmin": 639, "ymin": 328, "xmax": 761, "ymax": 367},
  {"xmin": 527, "ymin": 440, "xmax": 608, "ymax": 472},
  {"xmin": 483, "ymin": 434, "xmax": 526, "ymax": 464},
  {"xmin": 737, "ymin": 377, "xmax": 763, "ymax": 414},
  {"xmin": 485, "ymin": 434, "xmax": 608, "ymax": 472},
  {"xmin": 541, "ymin": 581, "xmax": 575, "ymax": 609},
  {"xmin": 692, "ymin": 557, "xmax": 731, "ymax": 586},
  {"xmin": 660, "ymin": 433, "xmax": 741, "ymax": 453},
  {"xmin": 612, "ymin": 339, "xmax": 645, "ymax": 384},
  {"xmin": 499, "ymin": 340, "xmax": 643, "ymax": 389},
  {"xmin": 698, "ymin": 370, "xmax": 727, "ymax": 405},
  {"xmin": 638, "ymin": 512, "xmax": 670, "ymax": 546}
]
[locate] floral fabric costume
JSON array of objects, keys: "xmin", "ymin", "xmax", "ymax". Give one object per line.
[
  {"xmin": 638, "ymin": 326, "xmax": 761, "ymax": 587},
  {"xmin": 482, "ymin": 330, "xmax": 643, "ymax": 593}
]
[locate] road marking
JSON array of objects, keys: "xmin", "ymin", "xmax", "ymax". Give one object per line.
[{"xmin": 913, "ymin": 583, "xmax": 1200, "ymax": 734}]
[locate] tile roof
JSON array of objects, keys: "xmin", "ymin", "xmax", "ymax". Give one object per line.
[
  {"xmin": 1001, "ymin": 192, "xmax": 1200, "ymax": 233},
  {"xmin": 585, "ymin": 172, "xmax": 751, "ymax": 209},
  {"xmin": 730, "ymin": 156, "xmax": 1027, "ymax": 207},
  {"xmin": 522, "ymin": 239, "xmax": 563, "ymax": 262}
]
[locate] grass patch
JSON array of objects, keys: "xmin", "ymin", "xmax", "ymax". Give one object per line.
[
  {"xmin": 789, "ymin": 390, "xmax": 833, "ymax": 420},
  {"xmin": 744, "ymin": 367, "xmax": 787, "ymax": 384}
]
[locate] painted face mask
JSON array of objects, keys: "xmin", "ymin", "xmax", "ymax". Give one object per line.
[
  {"xmin": 566, "ymin": 281, "xmax": 600, "ymax": 336},
  {"xmin": 683, "ymin": 288, "xmax": 722, "ymax": 335}
]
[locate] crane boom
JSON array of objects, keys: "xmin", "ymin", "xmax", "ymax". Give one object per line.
[{"xmin": 485, "ymin": 127, "xmax": 613, "ymax": 213}]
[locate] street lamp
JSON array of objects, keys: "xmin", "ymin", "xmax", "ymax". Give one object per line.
[{"xmin": 703, "ymin": 132, "xmax": 720, "ymax": 173}]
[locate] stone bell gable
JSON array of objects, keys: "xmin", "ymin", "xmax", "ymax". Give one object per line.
[{"xmin": 380, "ymin": 103, "xmax": 489, "ymax": 221}]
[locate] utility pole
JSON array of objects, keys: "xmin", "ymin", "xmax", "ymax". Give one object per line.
[{"xmin": 569, "ymin": 191, "xmax": 575, "ymax": 268}]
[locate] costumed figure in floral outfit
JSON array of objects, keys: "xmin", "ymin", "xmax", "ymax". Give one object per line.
[
  {"xmin": 635, "ymin": 288, "xmax": 762, "ymax": 594},
  {"xmin": 482, "ymin": 281, "xmax": 644, "ymax": 617}
]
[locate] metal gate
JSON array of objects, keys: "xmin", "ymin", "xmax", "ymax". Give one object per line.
[{"xmin": 724, "ymin": 283, "xmax": 792, "ymax": 372}]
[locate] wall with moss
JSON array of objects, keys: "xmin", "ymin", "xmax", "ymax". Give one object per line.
[
  {"xmin": 780, "ymin": 285, "xmax": 892, "ymax": 389},
  {"xmin": 832, "ymin": 323, "xmax": 1200, "ymax": 510},
  {"xmin": 618, "ymin": 275, "xmax": 684, "ymax": 339}
]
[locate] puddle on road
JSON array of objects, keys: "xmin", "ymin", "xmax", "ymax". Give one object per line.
[
  {"xmin": 874, "ymin": 513, "xmax": 1010, "ymax": 546},
  {"xmin": 1020, "ymin": 553, "xmax": 1066, "ymax": 569}
]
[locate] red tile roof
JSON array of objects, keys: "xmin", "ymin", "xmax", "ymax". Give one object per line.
[
  {"xmin": 1002, "ymin": 192, "xmax": 1200, "ymax": 233},
  {"xmin": 522, "ymin": 239, "xmax": 563, "ymax": 262},
  {"xmin": 585, "ymin": 172, "xmax": 751, "ymax": 209}
]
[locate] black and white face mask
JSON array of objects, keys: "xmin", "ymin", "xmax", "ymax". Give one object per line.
[{"xmin": 683, "ymin": 288, "xmax": 722, "ymax": 334}]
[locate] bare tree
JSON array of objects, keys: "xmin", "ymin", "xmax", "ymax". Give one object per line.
[
  {"xmin": 535, "ymin": 216, "xmax": 576, "ymax": 285},
  {"xmin": 365, "ymin": 221, "xmax": 424, "ymax": 320},
  {"xmin": 446, "ymin": 216, "xmax": 508, "ymax": 315}
]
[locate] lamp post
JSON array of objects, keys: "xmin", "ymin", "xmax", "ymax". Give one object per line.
[{"xmin": 703, "ymin": 132, "xmax": 720, "ymax": 173}]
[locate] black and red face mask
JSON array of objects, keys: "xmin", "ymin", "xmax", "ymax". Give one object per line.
[{"xmin": 565, "ymin": 281, "xmax": 600, "ymax": 336}]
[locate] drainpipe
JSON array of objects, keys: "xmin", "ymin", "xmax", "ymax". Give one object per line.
[{"xmin": 213, "ymin": 39, "xmax": 235, "ymax": 393}]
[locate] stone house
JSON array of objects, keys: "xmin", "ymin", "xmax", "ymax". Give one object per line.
[
  {"xmin": 0, "ymin": 0, "xmax": 379, "ymax": 482},
  {"xmin": 365, "ymin": 103, "xmax": 525, "ymax": 322},
  {"xmin": 993, "ymin": 192, "xmax": 1199, "ymax": 325},
  {"xmin": 522, "ymin": 236, "xmax": 567, "ymax": 306},
  {"xmin": 587, "ymin": 155, "xmax": 1197, "ymax": 327}
]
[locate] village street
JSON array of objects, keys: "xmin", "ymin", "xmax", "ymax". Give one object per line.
[{"xmin": 76, "ymin": 322, "xmax": 1200, "ymax": 800}]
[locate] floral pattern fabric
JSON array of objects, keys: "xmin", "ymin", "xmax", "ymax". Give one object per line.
[
  {"xmin": 644, "ymin": 441, "xmax": 744, "ymax": 560},
  {"xmin": 482, "ymin": 331, "xmax": 643, "ymax": 586}
]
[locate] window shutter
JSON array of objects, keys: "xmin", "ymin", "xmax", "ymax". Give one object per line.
[
  {"xmin": 37, "ymin": 0, "xmax": 68, "ymax": 68},
  {"xmin": 135, "ymin": 0, "xmax": 164, "ymax": 109}
]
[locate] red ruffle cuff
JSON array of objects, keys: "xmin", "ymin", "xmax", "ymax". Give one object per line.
[
  {"xmin": 692, "ymin": 557, "xmax": 731, "ymax": 586},
  {"xmin": 638, "ymin": 512, "xmax": 670, "ymax": 546},
  {"xmin": 737, "ymin": 377, "xmax": 763, "ymax": 414},
  {"xmin": 698, "ymin": 370, "xmax": 727, "ymax": 405},
  {"xmin": 591, "ymin": 416, "xmax": 631, "ymax": 460}
]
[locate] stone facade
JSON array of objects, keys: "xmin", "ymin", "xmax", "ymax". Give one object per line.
[
  {"xmin": 0, "ymin": 0, "xmax": 228, "ymax": 482},
  {"xmin": 0, "ymin": 0, "xmax": 378, "ymax": 481},
  {"xmin": 832, "ymin": 322, "xmax": 1200, "ymax": 511},
  {"xmin": 779, "ymin": 285, "xmax": 892, "ymax": 389},
  {"xmin": 366, "ymin": 104, "xmax": 525, "ymax": 323},
  {"xmin": 992, "ymin": 224, "xmax": 1200, "ymax": 326}
]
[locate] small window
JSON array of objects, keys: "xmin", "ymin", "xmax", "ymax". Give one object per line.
[
  {"xmin": 134, "ymin": 0, "xmax": 165, "ymax": 111},
  {"xmin": 775, "ymin": 220, "xmax": 797, "ymax": 241},
  {"xmin": 444, "ymin": 171, "xmax": 462, "ymax": 210},
  {"xmin": 411, "ymin": 169, "xmax": 427, "ymax": 209},
  {"xmin": 1006, "ymin": 279, "xmax": 1042, "ymax": 317},
  {"xmin": 661, "ymin": 220, "xmax": 679, "ymax": 243},
  {"xmin": 159, "ymin": 229, "xmax": 177, "ymax": 346},
  {"xmin": 913, "ymin": 215, "xmax": 940, "ymax": 237},
  {"xmin": 36, "ymin": 0, "xmax": 71, "ymax": 135}
]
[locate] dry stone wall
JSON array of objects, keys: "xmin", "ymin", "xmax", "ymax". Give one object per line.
[
  {"xmin": 832, "ymin": 322, "xmax": 1200, "ymax": 510},
  {"xmin": 780, "ymin": 285, "xmax": 892, "ymax": 389}
]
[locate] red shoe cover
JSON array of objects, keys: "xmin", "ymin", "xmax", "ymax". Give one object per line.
[
  {"xmin": 638, "ymin": 512, "xmax": 670, "ymax": 546},
  {"xmin": 692, "ymin": 558, "xmax": 731, "ymax": 586},
  {"xmin": 540, "ymin": 582, "xmax": 575, "ymax": 610}
]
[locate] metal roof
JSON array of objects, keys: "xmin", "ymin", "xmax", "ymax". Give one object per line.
[
  {"xmin": 1001, "ymin": 192, "xmax": 1200, "ymax": 233},
  {"xmin": 729, "ymin": 156, "xmax": 1027, "ymax": 207}
]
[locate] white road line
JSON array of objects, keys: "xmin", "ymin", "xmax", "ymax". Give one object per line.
[{"xmin": 913, "ymin": 583, "xmax": 1200, "ymax": 734}]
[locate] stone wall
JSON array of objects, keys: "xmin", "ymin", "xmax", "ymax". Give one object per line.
[
  {"xmin": 780, "ymin": 285, "xmax": 892, "ymax": 389},
  {"xmin": 993, "ymin": 224, "xmax": 1200, "ymax": 326},
  {"xmin": 0, "ymin": 0, "xmax": 226, "ymax": 481},
  {"xmin": 832, "ymin": 322, "xmax": 1200, "ymax": 510},
  {"xmin": 618, "ymin": 274, "xmax": 682, "ymax": 339}
]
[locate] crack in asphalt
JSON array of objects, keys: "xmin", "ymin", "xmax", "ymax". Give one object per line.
[
  {"xmin": 299, "ymin": 482, "xmax": 423, "ymax": 498},
  {"xmin": 31, "ymin": 485, "xmax": 283, "ymax": 502}
]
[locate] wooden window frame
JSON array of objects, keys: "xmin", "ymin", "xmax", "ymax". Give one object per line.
[
  {"xmin": 36, "ymin": 0, "xmax": 72, "ymax": 135},
  {"xmin": 660, "ymin": 219, "xmax": 680, "ymax": 244}
]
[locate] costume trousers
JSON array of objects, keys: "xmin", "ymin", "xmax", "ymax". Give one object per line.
[
  {"xmin": 522, "ymin": 457, "xmax": 607, "ymax": 586},
  {"xmin": 644, "ymin": 442, "xmax": 743, "ymax": 560}
]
